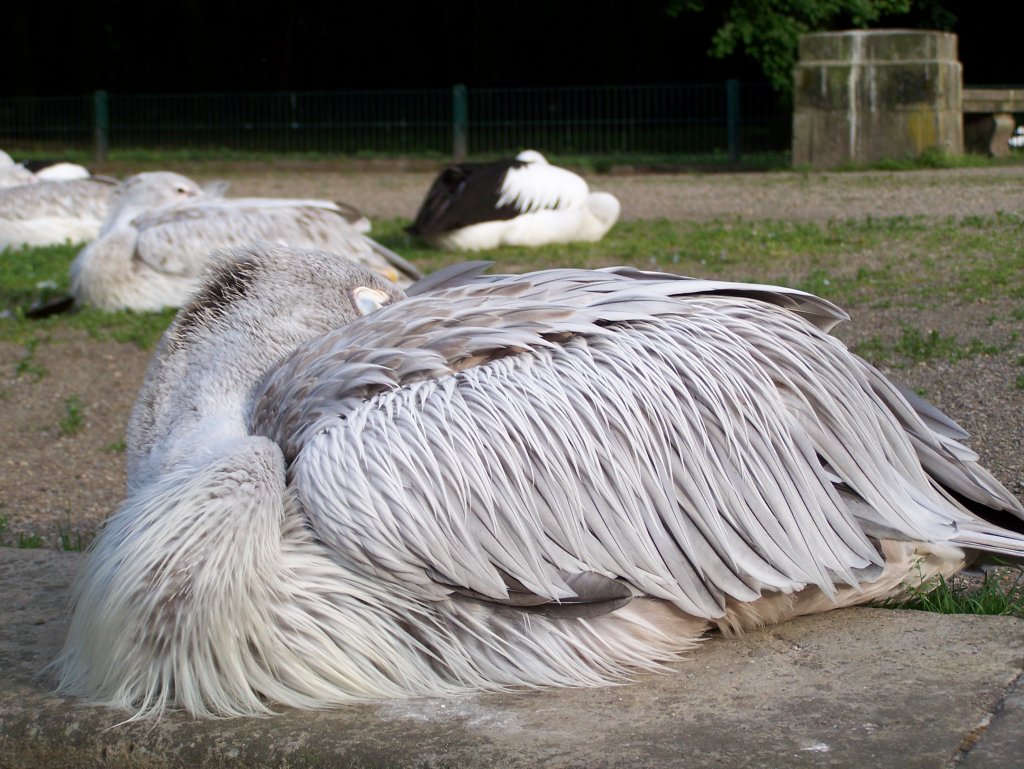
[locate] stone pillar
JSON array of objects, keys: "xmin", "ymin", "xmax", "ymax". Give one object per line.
[{"xmin": 792, "ymin": 29, "xmax": 963, "ymax": 168}]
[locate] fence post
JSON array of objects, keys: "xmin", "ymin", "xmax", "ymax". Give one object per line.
[
  {"xmin": 93, "ymin": 90, "xmax": 109, "ymax": 162},
  {"xmin": 452, "ymin": 83, "xmax": 468, "ymax": 162},
  {"xmin": 726, "ymin": 79, "xmax": 740, "ymax": 162}
]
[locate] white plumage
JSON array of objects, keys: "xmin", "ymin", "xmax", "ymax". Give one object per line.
[
  {"xmin": 407, "ymin": 149, "xmax": 620, "ymax": 250},
  {"xmin": 0, "ymin": 150, "xmax": 37, "ymax": 189},
  {"xmin": 56, "ymin": 245, "xmax": 1024, "ymax": 719},
  {"xmin": 0, "ymin": 150, "xmax": 91, "ymax": 189},
  {"xmin": 0, "ymin": 176, "xmax": 118, "ymax": 249},
  {"xmin": 69, "ymin": 172, "xmax": 420, "ymax": 311}
]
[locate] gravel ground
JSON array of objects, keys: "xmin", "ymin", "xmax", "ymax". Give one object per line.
[{"xmin": 1, "ymin": 164, "xmax": 1023, "ymax": 548}]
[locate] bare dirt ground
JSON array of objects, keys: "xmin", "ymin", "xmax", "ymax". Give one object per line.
[{"xmin": 2, "ymin": 165, "xmax": 1023, "ymax": 547}]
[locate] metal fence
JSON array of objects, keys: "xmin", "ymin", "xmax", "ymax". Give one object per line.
[{"xmin": 0, "ymin": 83, "xmax": 791, "ymax": 161}]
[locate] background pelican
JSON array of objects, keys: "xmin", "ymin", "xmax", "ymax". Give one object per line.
[
  {"xmin": 406, "ymin": 149, "xmax": 620, "ymax": 250},
  {"xmin": 69, "ymin": 172, "xmax": 421, "ymax": 311},
  {"xmin": 0, "ymin": 150, "xmax": 91, "ymax": 189},
  {"xmin": 56, "ymin": 244, "xmax": 1024, "ymax": 719},
  {"xmin": 0, "ymin": 176, "xmax": 118, "ymax": 249}
]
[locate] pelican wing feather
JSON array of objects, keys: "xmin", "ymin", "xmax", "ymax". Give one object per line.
[
  {"xmin": 252, "ymin": 269, "xmax": 1021, "ymax": 622},
  {"xmin": 408, "ymin": 156, "xmax": 593, "ymax": 238},
  {"xmin": 0, "ymin": 178, "xmax": 115, "ymax": 221},
  {"xmin": 131, "ymin": 200, "xmax": 404, "ymax": 280},
  {"xmin": 407, "ymin": 163, "xmax": 524, "ymax": 235},
  {"xmin": 497, "ymin": 162, "xmax": 591, "ymax": 215}
]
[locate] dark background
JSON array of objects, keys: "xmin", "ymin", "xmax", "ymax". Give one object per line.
[{"xmin": 1, "ymin": 1, "xmax": 1017, "ymax": 96}]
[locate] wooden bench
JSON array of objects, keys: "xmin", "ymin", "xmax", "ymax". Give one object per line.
[{"xmin": 962, "ymin": 88, "xmax": 1024, "ymax": 157}]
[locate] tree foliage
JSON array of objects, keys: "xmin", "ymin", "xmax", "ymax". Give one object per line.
[{"xmin": 669, "ymin": 1, "xmax": 955, "ymax": 93}]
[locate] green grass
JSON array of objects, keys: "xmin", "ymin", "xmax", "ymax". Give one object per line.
[
  {"xmin": 372, "ymin": 213, "xmax": 1024, "ymax": 306},
  {"xmin": 1, "ymin": 244, "xmax": 177, "ymax": 349},
  {"xmin": 56, "ymin": 517, "xmax": 92, "ymax": 552},
  {"xmin": 829, "ymin": 146, "xmax": 1012, "ymax": 172},
  {"xmin": 103, "ymin": 438, "xmax": 127, "ymax": 453},
  {"xmin": 58, "ymin": 395, "xmax": 86, "ymax": 436},
  {"xmin": 0, "ymin": 513, "xmax": 93, "ymax": 551},
  {"xmin": 15, "ymin": 532, "xmax": 44, "ymax": 548},
  {"xmin": 14, "ymin": 337, "xmax": 49, "ymax": 380},
  {"xmin": 883, "ymin": 567, "xmax": 1024, "ymax": 618},
  {"xmin": 853, "ymin": 326, "xmax": 1018, "ymax": 367}
]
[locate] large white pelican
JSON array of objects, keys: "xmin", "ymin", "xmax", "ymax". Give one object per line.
[
  {"xmin": 56, "ymin": 244, "xmax": 1024, "ymax": 719},
  {"xmin": 407, "ymin": 150, "xmax": 620, "ymax": 251},
  {"xmin": 0, "ymin": 176, "xmax": 118, "ymax": 249},
  {"xmin": 69, "ymin": 172, "xmax": 420, "ymax": 311}
]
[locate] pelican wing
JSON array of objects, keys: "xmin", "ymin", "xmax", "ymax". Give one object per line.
[
  {"xmin": 497, "ymin": 162, "xmax": 590, "ymax": 214},
  {"xmin": 407, "ymin": 159, "xmax": 591, "ymax": 237},
  {"xmin": 407, "ymin": 162, "xmax": 520, "ymax": 235},
  {"xmin": 131, "ymin": 200, "xmax": 408, "ymax": 280},
  {"xmin": 0, "ymin": 178, "xmax": 115, "ymax": 220},
  {"xmin": 252, "ymin": 270, "xmax": 1022, "ymax": 621}
]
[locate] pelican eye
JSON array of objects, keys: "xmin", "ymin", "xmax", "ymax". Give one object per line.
[{"xmin": 352, "ymin": 286, "xmax": 391, "ymax": 316}]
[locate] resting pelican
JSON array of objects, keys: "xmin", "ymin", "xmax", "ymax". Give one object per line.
[
  {"xmin": 56, "ymin": 244, "xmax": 1024, "ymax": 719},
  {"xmin": 0, "ymin": 150, "xmax": 91, "ymax": 189},
  {"xmin": 407, "ymin": 149, "xmax": 620, "ymax": 251},
  {"xmin": 0, "ymin": 176, "xmax": 118, "ymax": 249},
  {"xmin": 70, "ymin": 172, "xmax": 420, "ymax": 311}
]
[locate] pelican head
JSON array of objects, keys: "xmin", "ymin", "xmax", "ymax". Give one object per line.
[
  {"xmin": 103, "ymin": 171, "xmax": 205, "ymax": 232},
  {"xmin": 126, "ymin": 244, "xmax": 405, "ymax": 486}
]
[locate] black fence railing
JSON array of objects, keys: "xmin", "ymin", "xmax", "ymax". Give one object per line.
[{"xmin": 0, "ymin": 83, "xmax": 792, "ymax": 162}]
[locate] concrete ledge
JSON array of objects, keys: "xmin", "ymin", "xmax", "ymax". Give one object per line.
[{"xmin": 2, "ymin": 547, "xmax": 1023, "ymax": 769}]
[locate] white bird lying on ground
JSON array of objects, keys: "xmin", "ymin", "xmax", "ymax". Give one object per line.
[
  {"xmin": 69, "ymin": 171, "xmax": 420, "ymax": 311},
  {"xmin": 0, "ymin": 176, "xmax": 118, "ymax": 249},
  {"xmin": 406, "ymin": 149, "xmax": 620, "ymax": 250},
  {"xmin": 55, "ymin": 244, "xmax": 1024, "ymax": 719},
  {"xmin": 0, "ymin": 150, "xmax": 91, "ymax": 189}
]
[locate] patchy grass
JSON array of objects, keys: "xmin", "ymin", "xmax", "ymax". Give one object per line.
[
  {"xmin": 853, "ymin": 326, "xmax": 1018, "ymax": 367},
  {"xmin": 882, "ymin": 566, "xmax": 1024, "ymax": 618},
  {"xmin": 831, "ymin": 146, "xmax": 1005, "ymax": 172},
  {"xmin": 0, "ymin": 513, "xmax": 94, "ymax": 552},
  {"xmin": 103, "ymin": 438, "xmax": 127, "ymax": 453},
  {"xmin": 58, "ymin": 395, "xmax": 86, "ymax": 437},
  {"xmin": 15, "ymin": 532, "xmax": 44, "ymax": 549},
  {"xmin": 373, "ymin": 212, "xmax": 1024, "ymax": 311},
  {"xmin": 1, "ymin": 244, "xmax": 177, "ymax": 350},
  {"xmin": 14, "ymin": 337, "xmax": 49, "ymax": 380},
  {"xmin": 56, "ymin": 517, "xmax": 93, "ymax": 552}
]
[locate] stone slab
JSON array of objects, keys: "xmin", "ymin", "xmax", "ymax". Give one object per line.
[
  {"xmin": 2, "ymin": 547, "xmax": 1023, "ymax": 769},
  {"xmin": 792, "ymin": 29, "xmax": 963, "ymax": 167}
]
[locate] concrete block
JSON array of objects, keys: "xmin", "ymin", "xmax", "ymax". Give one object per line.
[{"xmin": 792, "ymin": 29, "xmax": 963, "ymax": 168}]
